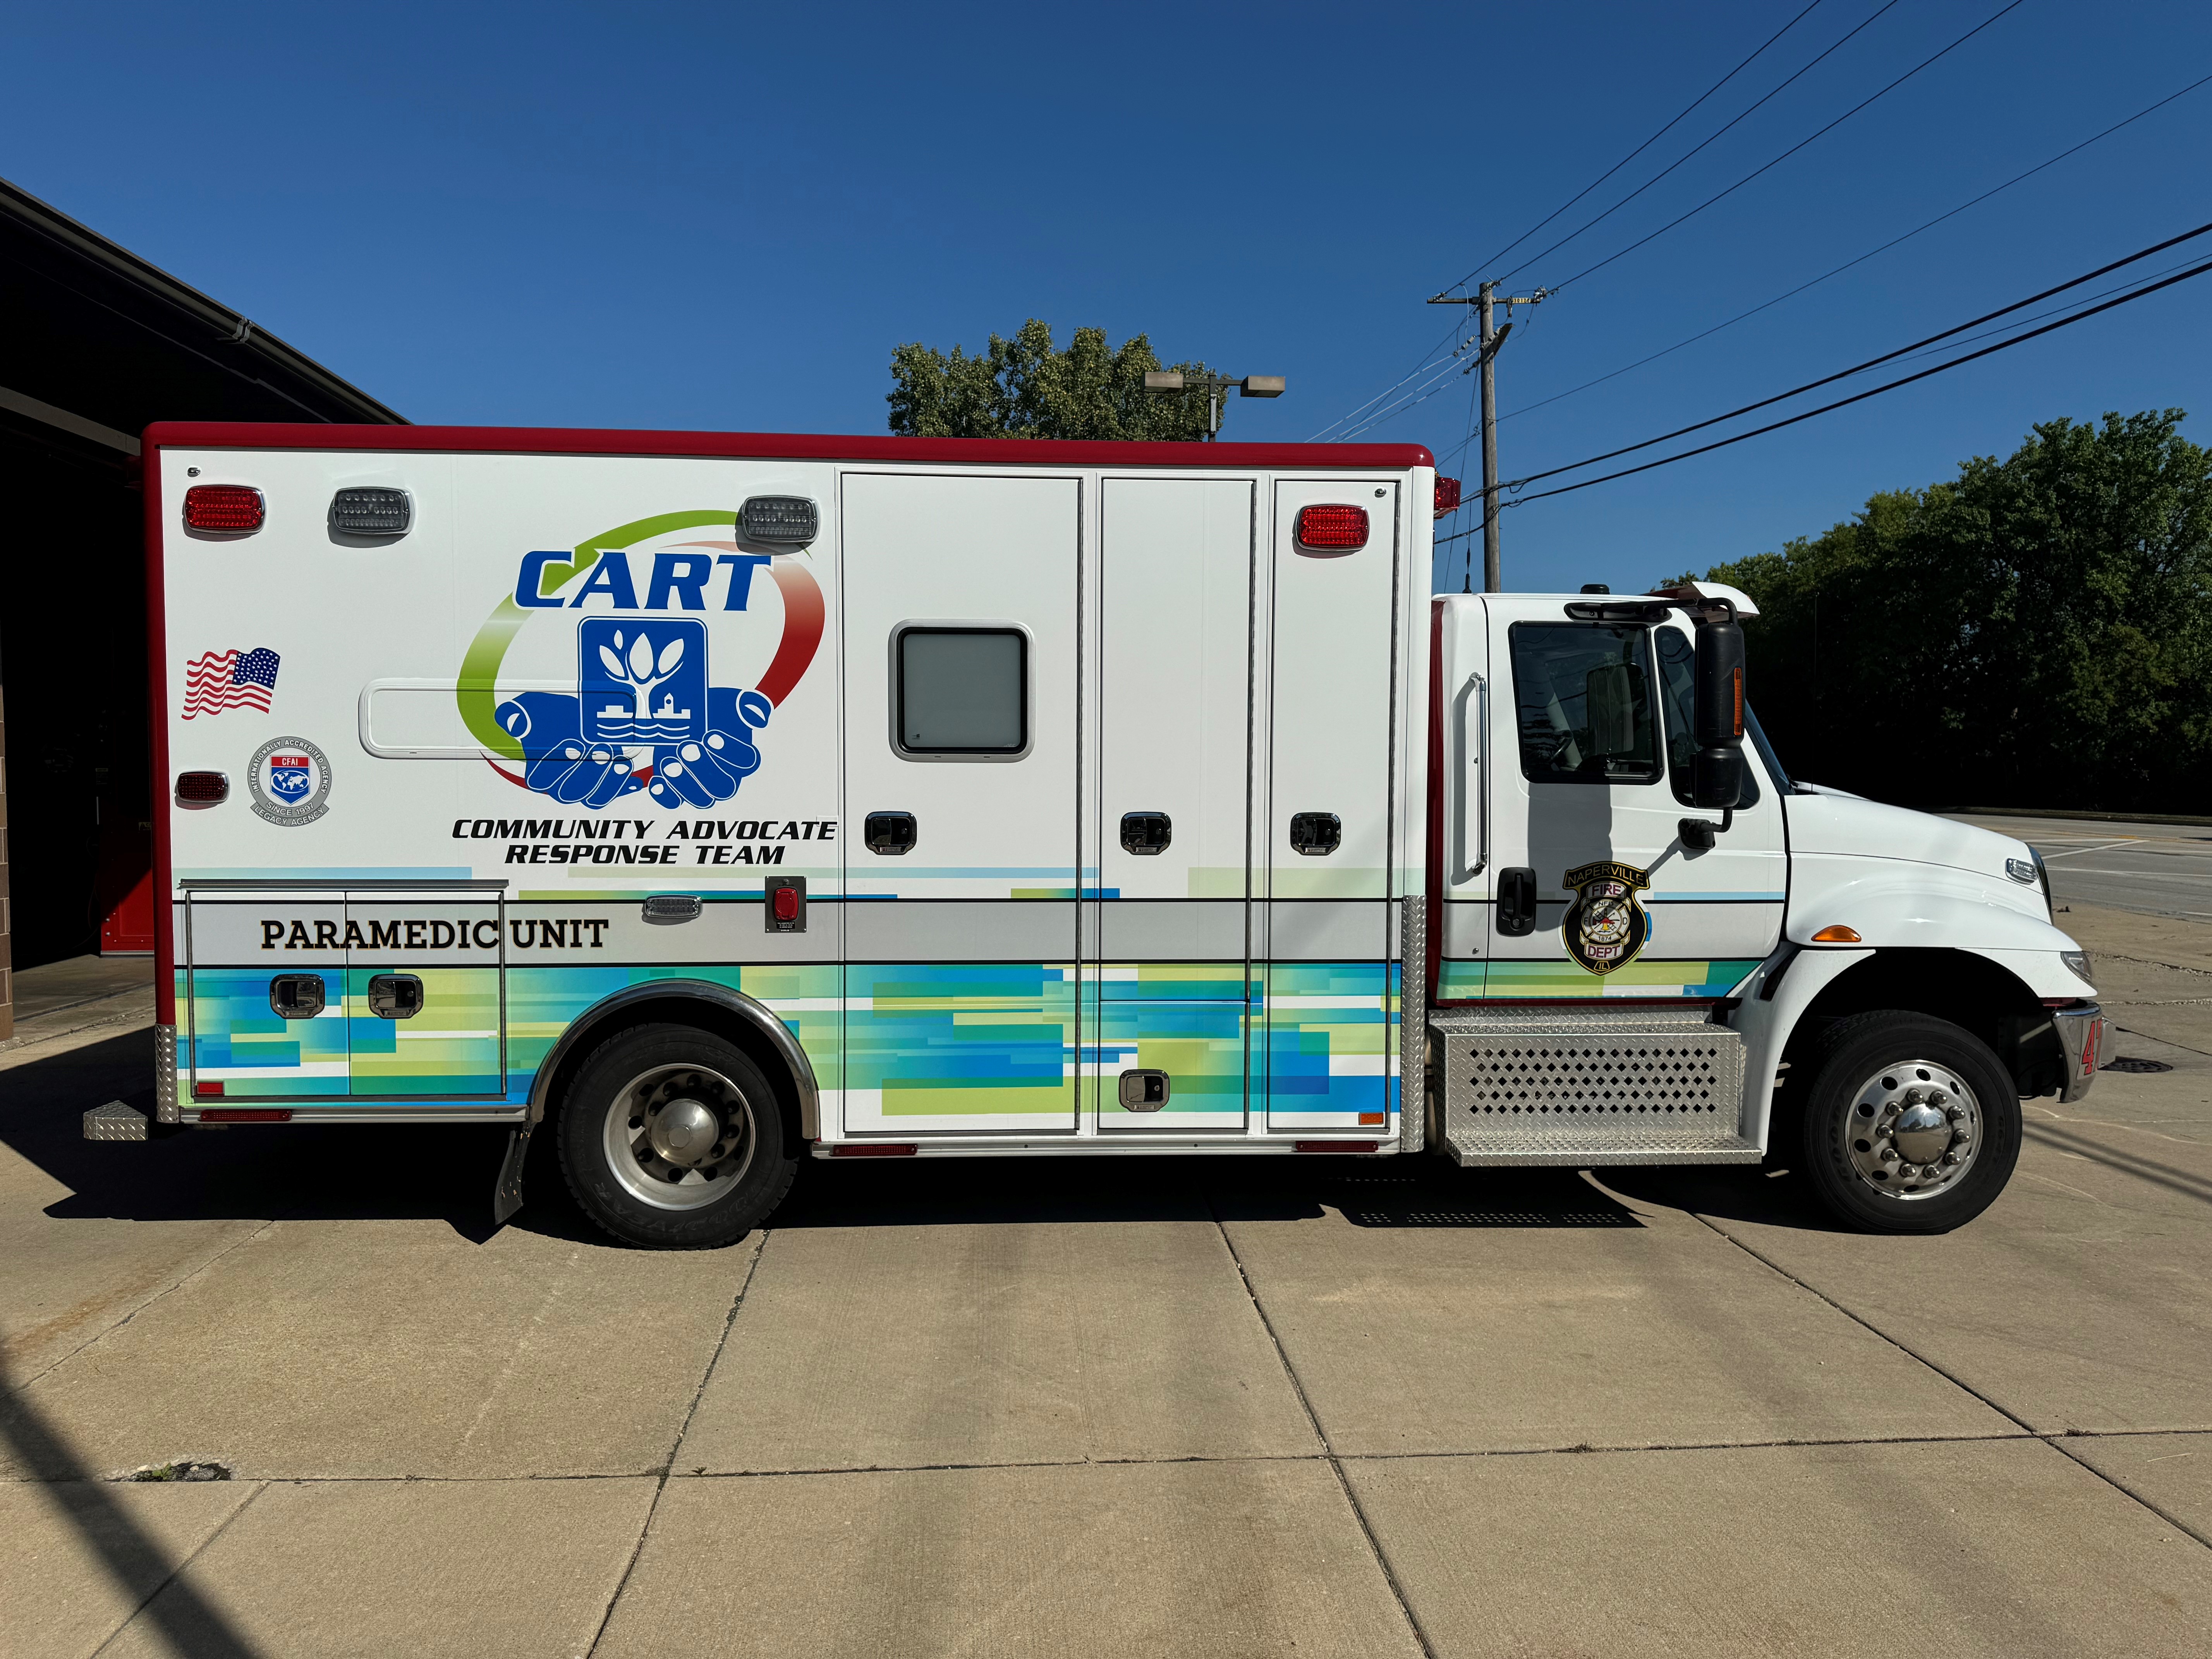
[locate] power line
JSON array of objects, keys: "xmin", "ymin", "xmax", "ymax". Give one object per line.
[
  {"xmin": 1480, "ymin": 252, "xmax": 2212, "ymax": 514},
  {"xmin": 1541, "ymin": 0, "xmax": 2028, "ymax": 295},
  {"xmin": 1480, "ymin": 0, "xmax": 1900, "ymax": 294},
  {"xmin": 1496, "ymin": 219, "xmax": 2212, "ymax": 491},
  {"xmin": 1438, "ymin": 0, "xmax": 1832, "ymax": 298},
  {"xmin": 1460, "ymin": 68, "xmax": 2212, "ymax": 452}
]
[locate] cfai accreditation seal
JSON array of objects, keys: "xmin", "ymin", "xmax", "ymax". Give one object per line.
[
  {"xmin": 1561, "ymin": 860, "xmax": 1651, "ymax": 975},
  {"xmin": 248, "ymin": 736, "xmax": 332, "ymax": 826}
]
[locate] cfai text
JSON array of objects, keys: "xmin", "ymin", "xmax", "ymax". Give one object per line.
[
  {"xmin": 260, "ymin": 918, "xmax": 611, "ymax": 950},
  {"xmin": 450, "ymin": 816, "xmax": 835, "ymax": 866}
]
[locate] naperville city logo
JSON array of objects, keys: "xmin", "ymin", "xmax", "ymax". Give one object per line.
[{"xmin": 456, "ymin": 512, "xmax": 823, "ymax": 811}]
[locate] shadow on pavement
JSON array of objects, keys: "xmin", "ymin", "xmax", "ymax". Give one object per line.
[
  {"xmin": 1601, "ymin": 1163, "xmax": 1837, "ymax": 1231},
  {"xmin": 0, "ymin": 1029, "xmax": 606, "ymax": 1246},
  {"xmin": 0, "ymin": 1371, "xmax": 263, "ymax": 1657},
  {"xmin": 2023, "ymin": 1120, "xmax": 2212, "ymax": 1208},
  {"xmin": 7, "ymin": 1030, "xmax": 1648, "ymax": 1240},
  {"xmin": 778, "ymin": 1155, "xmax": 1644, "ymax": 1230}
]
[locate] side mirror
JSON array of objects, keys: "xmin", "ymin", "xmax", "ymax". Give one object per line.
[{"xmin": 1691, "ymin": 615, "xmax": 1746, "ymax": 811}]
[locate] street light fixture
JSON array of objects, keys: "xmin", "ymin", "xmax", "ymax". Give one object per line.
[{"xmin": 1143, "ymin": 371, "xmax": 1285, "ymax": 441}]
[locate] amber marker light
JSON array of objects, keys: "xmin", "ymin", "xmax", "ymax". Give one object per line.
[{"xmin": 1810, "ymin": 924, "xmax": 1863, "ymax": 943}]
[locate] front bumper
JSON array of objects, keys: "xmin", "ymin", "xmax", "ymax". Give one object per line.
[{"xmin": 2052, "ymin": 1001, "xmax": 2107, "ymax": 1103}]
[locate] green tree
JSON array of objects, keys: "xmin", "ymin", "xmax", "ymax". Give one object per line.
[
  {"xmin": 1683, "ymin": 410, "xmax": 2212, "ymax": 812},
  {"xmin": 888, "ymin": 319, "xmax": 1222, "ymax": 441}
]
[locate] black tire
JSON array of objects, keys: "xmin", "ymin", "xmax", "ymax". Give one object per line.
[
  {"xmin": 1793, "ymin": 1010, "xmax": 2021, "ymax": 1235},
  {"xmin": 557, "ymin": 1023, "xmax": 797, "ymax": 1249}
]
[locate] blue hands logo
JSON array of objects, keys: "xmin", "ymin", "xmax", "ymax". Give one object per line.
[{"xmin": 495, "ymin": 620, "xmax": 773, "ymax": 809}]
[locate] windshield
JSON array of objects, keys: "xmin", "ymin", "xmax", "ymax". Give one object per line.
[{"xmin": 1746, "ymin": 704, "xmax": 1793, "ymax": 792}]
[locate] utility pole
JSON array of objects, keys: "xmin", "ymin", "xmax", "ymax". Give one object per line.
[
  {"xmin": 1478, "ymin": 282, "xmax": 1501, "ymax": 593},
  {"xmin": 1428, "ymin": 284, "xmax": 1546, "ymax": 591}
]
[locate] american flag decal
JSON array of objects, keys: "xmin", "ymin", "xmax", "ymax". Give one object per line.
[{"xmin": 182, "ymin": 647, "xmax": 281, "ymax": 719}]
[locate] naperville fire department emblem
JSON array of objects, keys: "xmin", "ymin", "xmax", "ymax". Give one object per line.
[{"xmin": 1561, "ymin": 860, "xmax": 1651, "ymax": 975}]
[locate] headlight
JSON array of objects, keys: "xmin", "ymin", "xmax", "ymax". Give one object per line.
[{"xmin": 2061, "ymin": 950, "xmax": 2092, "ymax": 984}]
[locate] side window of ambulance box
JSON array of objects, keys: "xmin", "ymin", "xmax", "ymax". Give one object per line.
[
  {"xmin": 893, "ymin": 626, "xmax": 1030, "ymax": 759},
  {"xmin": 1654, "ymin": 626, "xmax": 1760, "ymax": 809},
  {"xmin": 1508, "ymin": 621, "xmax": 1661, "ymax": 786}
]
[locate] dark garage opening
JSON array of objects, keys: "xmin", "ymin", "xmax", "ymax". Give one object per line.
[{"xmin": 0, "ymin": 177, "xmax": 401, "ymax": 1038}]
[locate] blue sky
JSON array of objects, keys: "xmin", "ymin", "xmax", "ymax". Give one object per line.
[{"xmin": 8, "ymin": 0, "xmax": 2209, "ymax": 594}]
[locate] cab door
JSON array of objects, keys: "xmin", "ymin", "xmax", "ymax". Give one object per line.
[
  {"xmin": 839, "ymin": 471, "xmax": 1082, "ymax": 1135},
  {"xmin": 1483, "ymin": 600, "xmax": 1784, "ymax": 1001},
  {"xmin": 345, "ymin": 890, "xmax": 506, "ymax": 1097},
  {"xmin": 1089, "ymin": 476, "xmax": 1255, "ymax": 1132}
]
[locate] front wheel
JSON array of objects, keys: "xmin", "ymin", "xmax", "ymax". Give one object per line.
[
  {"xmin": 557, "ymin": 1023, "xmax": 797, "ymax": 1248},
  {"xmin": 1792, "ymin": 1011, "xmax": 2021, "ymax": 1235}
]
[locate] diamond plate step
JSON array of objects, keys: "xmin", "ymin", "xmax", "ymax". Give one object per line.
[
  {"xmin": 83, "ymin": 1100, "xmax": 149, "ymax": 1142},
  {"xmin": 1442, "ymin": 1125, "xmax": 1760, "ymax": 1166},
  {"xmin": 1431, "ymin": 1006, "xmax": 1758, "ymax": 1166}
]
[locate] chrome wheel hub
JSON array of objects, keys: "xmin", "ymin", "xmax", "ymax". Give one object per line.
[
  {"xmin": 603, "ymin": 1064, "xmax": 755, "ymax": 1210},
  {"xmin": 1840, "ymin": 1060, "xmax": 1980, "ymax": 1201}
]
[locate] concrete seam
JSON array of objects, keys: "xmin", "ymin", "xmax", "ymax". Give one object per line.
[
  {"xmin": 17, "ymin": 1217, "xmax": 282, "ymax": 1390},
  {"xmin": 1204, "ymin": 1193, "xmax": 1439, "ymax": 1659},
  {"xmin": 1687, "ymin": 1211, "xmax": 2212, "ymax": 1553},
  {"xmin": 584, "ymin": 1228, "xmax": 770, "ymax": 1657},
  {"xmin": 87, "ymin": 1478, "xmax": 272, "ymax": 1659}
]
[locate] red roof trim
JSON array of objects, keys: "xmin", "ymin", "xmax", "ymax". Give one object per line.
[{"xmin": 141, "ymin": 422, "xmax": 1433, "ymax": 471}]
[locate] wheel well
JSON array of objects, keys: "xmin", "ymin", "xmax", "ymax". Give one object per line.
[
  {"xmin": 535, "ymin": 994, "xmax": 809, "ymax": 1149},
  {"xmin": 1786, "ymin": 948, "xmax": 2062, "ymax": 1096}
]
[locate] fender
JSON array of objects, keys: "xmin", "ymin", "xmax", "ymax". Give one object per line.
[
  {"xmin": 1730, "ymin": 946, "xmax": 1870, "ymax": 1152},
  {"xmin": 1787, "ymin": 857, "xmax": 2091, "ymax": 998},
  {"xmin": 524, "ymin": 977, "xmax": 821, "ymax": 1140}
]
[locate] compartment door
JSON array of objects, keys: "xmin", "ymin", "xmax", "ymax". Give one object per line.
[
  {"xmin": 345, "ymin": 891, "xmax": 506, "ymax": 1098},
  {"xmin": 1091, "ymin": 476, "xmax": 1255, "ymax": 1132},
  {"xmin": 840, "ymin": 472, "xmax": 1082, "ymax": 1135},
  {"xmin": 1262, "ymin": 480, "xmax": 1400, "ymax": 1132},
  {"xmin": 184, "ymin": 890, "xmax": 350, "ymax": 1100}
]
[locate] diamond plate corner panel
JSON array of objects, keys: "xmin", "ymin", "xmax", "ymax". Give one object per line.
[{"xmin": 1399, "ymin": 896, "xmax": 1425, "ymax": 1154}]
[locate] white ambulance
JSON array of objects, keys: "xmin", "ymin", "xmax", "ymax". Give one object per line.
[{"xmin": 103, "ymin": 423, "xmax": 2104, "ymax": 1246}]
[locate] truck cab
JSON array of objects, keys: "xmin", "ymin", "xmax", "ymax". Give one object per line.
[{"xmin": 1423, "ymin": 582, "xmax": 2104, "ymax": 1233}]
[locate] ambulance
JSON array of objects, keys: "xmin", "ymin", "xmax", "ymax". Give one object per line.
[{"xmin": 96, "ymin": 424, "xmax": 2106, "ymax": 1246}]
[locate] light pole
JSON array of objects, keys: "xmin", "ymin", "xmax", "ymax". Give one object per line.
[{"xmin": 1143, "ymin": 371, "xmax": 1285, "ymax": 440}]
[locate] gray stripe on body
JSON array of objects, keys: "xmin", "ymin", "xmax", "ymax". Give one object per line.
[
  {"xmin": 1094, "ymin": 900, "xmax": 1247, "ymax": 960},
  {"xmin": 1262, "ymin": 899, "xmax": 1391, "ymax": 960},
  {"xmin": 847, "ymin": 899, "xmax": 1077, "ymax": 961}
]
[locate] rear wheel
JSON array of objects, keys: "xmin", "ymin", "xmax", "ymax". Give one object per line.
[
  {"xmin": 557, "ymin": 1023, "xmax": 796, "ymax": 1248},
  {"xmin": 1793, "ymin": 1011, "xmax": 2020, "ymax": 1234}
]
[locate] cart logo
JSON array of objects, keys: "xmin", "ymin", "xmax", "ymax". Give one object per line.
[
  {"xmin": 248, "ymin": 736, "xmax": 332, "ymax": 826},
  {"xmin": 1561, "ymin": 860, "xmax": 1650, "ymax": 975},
  {"xmin": 460, "ymin": 513, "xmax": 827, "ymax": 812}
]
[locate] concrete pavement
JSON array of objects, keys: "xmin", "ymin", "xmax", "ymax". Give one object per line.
[{"xmin": 3, "ymin": 921, "xmax": 2210, "ymax": 1657}]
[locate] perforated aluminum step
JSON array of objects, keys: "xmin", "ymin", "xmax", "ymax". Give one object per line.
[{"xmin": 1431, "ymin": 1006, "xmax": 1758, "ymax": 1166}]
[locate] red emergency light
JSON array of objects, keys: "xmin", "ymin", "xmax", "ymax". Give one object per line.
[
  {"xmin": 200, "ymin": 1108, "xmax": 294, "ymax": 1123},
  {"xmin": 183, "ymin": 484, "xmax": 265, "ymax": 532},
  {"xmin": 1295, "ymin": 504, "xmax": 1369, "ymax": 552},
  {"xmin": 1434, "ymin": 476, "xmax": 1462, "ymax": 518}
]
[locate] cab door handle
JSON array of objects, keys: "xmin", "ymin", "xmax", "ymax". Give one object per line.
[{"xmin": 1497, "ymin": 867, "xmax": 1537, "ymax": 936}]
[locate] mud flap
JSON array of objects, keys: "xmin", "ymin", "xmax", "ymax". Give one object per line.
[{"xmin": 493, "ymin": 1124, "xmax": 532, "ymax": 1226}]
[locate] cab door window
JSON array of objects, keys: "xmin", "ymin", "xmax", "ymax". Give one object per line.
[{"xmin": 1508, "ymin": 622, "xmax": 1661, "ymax": 785}]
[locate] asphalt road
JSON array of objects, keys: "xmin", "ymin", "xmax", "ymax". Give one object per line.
[{"xmin": 1950, "ymin": 812, "xmax": 2212, "ymax": 920}]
